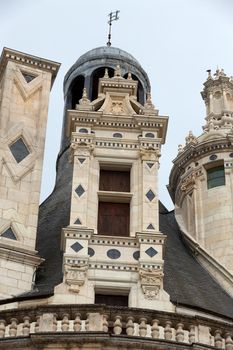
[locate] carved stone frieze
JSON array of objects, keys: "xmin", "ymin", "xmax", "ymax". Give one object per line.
[
  {"xmin": 139, "ymin": 267, "xmax": 163, "ymax": 300},
  {"xmin": 64, "ymin": 263, "xmax": 88, "ymax": 293},
  {"xmin": 69, "ymin": 141, "xmax": 94, "ymax": 161}
]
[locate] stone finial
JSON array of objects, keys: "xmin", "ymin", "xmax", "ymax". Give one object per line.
[
  {"xmin": 127, "ymin": 72, "xmax": 132, "ymax": 80},
  {"xmin": 214, "ymin": 67, "xmax": 226, "ymax": 79},
  {"xmin": 103, "ymin": 68, "xmax": 109, "ymax": 78},
  {"xmin": 206, "ymin": 69, "xmax": 212, "ymax": 80},
  {"xmin": 114, "ymin": 65, "xmax": 122, "ymax": 77},
  {"xmin": 178, "ymin": 144, "xmax": 183, "ymax": 153},
  {"xmin": 78, "ymin": 88, "xmax": 91, "ymax": 106},
  {"xmin": 185, "ymin": 130, "xmax": 197, "ymax": 145},
  {"xmin": 143, "ymin": 93, "xmax": 158, "ymax": 115}
]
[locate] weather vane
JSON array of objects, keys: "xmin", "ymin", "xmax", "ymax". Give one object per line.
[{"xmin": 107, "ymin": 10, "xmax": 120, "ymax": 47}]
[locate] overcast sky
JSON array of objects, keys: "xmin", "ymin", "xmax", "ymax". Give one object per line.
[{"xmin": 1, "ymin": 0, "xmax": 232, "ymax": 209}]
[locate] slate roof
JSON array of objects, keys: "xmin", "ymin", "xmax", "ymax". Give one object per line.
[{"xmin": 23, "ymin": 147, "xmax": 233, "ymax": 319}]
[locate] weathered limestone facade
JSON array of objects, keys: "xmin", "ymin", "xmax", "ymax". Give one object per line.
[
  {"xmin": 0, "ymin": 48, "xmax": 60, "ymax": 298},
  {"xmin": 55, "ymin": 67, "xmax": 173, "ymax": 311},
  {"xmin": 169, "ymin": 69, "xmax": 233, "ymax": 275}
]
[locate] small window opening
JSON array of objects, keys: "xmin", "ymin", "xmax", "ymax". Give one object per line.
[
  {"xmin": 91, "ymin": 67, "xmax": 114, "ymax": 101},
  {"xmin": 207, "ymin": 165, "xmax": 225, "ymax": 189},
  {"xmin": 70, "ymin": 75, "xmax": 85, "ymax": 109},
  {"xmin": 95, "ymin": 293, "xmax": 128, "ymax": 306}
]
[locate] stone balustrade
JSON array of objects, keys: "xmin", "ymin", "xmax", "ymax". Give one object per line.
[{"xmin": 0, "ymin": 305, "xmax": 232, "ymax": 349}]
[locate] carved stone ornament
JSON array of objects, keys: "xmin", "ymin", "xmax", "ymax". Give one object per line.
[
  {"xmin": 139, "ymin": 147, "xmax": 161, "ymax": 162},
  {"xmin": 185, "ymin": 130, "xmax": 197, "ymax": 145},
  {"xmin": 64, "ymin": 263, "xmax": 88, "ymax": 293},
  {"xmin": 69, "ymin": 142, "xmax": 94, "ymax": 162},
  {"xmin": 139, "ymin": 268, "xmax": 163, "ymax": 300}
]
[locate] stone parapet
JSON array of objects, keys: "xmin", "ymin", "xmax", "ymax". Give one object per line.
[{"xmin": 0, "ymin": 304, "xmax": 232, "ymax": 349}]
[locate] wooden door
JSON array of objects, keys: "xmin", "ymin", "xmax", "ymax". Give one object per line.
[
  {"xmin": 99, "ymin": 170, "xmax": 130, "ymax": 192},
  {"xmin": 98, "ymin": 202, "xmax": 130, "ymax": 236}
]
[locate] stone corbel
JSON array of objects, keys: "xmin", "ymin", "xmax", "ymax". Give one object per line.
[
  {"xmin": 69, "ymin": 142, "xmax": 94, "ymax": 162},
  {"xmin": 64, "ymin": 263, "xmax": 88, "ymax": 293},
  {"xmin": 139, "ymin": 147, "xmax": 161, "ymax": 162},
  {"xmin": 139, "ymin": 267, "xmax": 163, "ymax": 300}
]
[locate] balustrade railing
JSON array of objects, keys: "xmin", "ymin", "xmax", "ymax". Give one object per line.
[{"xmin": 0, "ymin": 305, "xmax": 232, "ymax": 349}]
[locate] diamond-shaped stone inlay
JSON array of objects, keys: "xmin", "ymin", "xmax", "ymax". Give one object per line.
[
  {"xmin": 74, "ymin": 218, "xmax": 82, "ymax": 225},
  {"xmin": 78, "ymin": 158, "xmax": 85, "ymax": 164},
  {"xmin": 22, "ymin": 72, "xmax": 37, "ymax": 83},
  {"xmin": 146, "ymin": 189, "xmax": 155, "ymax": 201},
  {"xmin": 71, "ymin": 242, "xmax": 83, "ymax": 253},
  {"xmin": 9, "ymin": 138, "xmax": 30, "ymax": 163},
  {"xmin": 75, "ymin": 185, "xmax": 85, "ymax": 197},
  {"xmin": 147, "ymin": 223, "xmax": 155, "ymax": 230},
  {"xmin": 145, "ymin": 247, "xmax": 158, "ymax": 258},
  {"xmin": 147, "ymin": 162, "xmax": 154, "ymax": 169},
  {"xmin": 1, "ymin": 227, "xmax": 17, "ymax": 240}
]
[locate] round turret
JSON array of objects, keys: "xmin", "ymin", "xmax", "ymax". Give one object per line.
[
  {"xmin": 168, "ymin": 68, "xmax": 233, "ymax": 274},
  {"xmin": 60, "ymin": 46, "xmax": 151, "ymax": 152}
]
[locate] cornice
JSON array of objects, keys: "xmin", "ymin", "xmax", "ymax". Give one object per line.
[{"xmin": 0, "ymin": 47, "xmax": 60, "ymax": 86}]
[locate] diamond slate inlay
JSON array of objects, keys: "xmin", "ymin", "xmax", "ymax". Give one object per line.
[
  {"xmin": 147, "ymin": 162, "xmax": 154, "ymax": 169},
  {"xmin": 147, "ymin": 223, "xmax": 155, "ymax": 230},
  {"xmin": 145, "ymin": 247, "xmax": 158, "ymax": 258},
  {"xmin": 9, "ymin": 138, "xmax": 30, "ymax": 163},
  {"xmin": 1, "ymin": 228, "xmax": 17, "ymax": 240},
  {"xmin": 71, "ymin": 242, "xmax": 83, "ymax": 253},
  {"xmin": 22, "ymin": 72, "xmax": 37, "ymax": 83},
  {"xmin": 75, "ymin": 184, "xmax": 85, "ymax": 197},
  {"xmin": 146, "ymin": 189, "xmax": 155, "ymax": 201}
]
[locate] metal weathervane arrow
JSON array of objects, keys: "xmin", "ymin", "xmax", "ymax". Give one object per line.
[{"xmin": 107, "ymin": 10, "xmax": 120, "ymax": 47}]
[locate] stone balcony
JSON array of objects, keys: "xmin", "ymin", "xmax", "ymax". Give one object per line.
[{"xmin": 0, "ymin": 304, "xmax": 232, "ymax": 349}]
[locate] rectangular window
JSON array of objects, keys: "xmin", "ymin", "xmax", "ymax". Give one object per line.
[
  {"xmin": 99, "ymin": 170, "xmax": 130, "ymax": 192},
  {"xmin": 95, "ymin": 294, "xmax": 128, "ymax": 306},
  {"xmin": 98, "ymin": 202, "xmax": 130, "ymax": 236},
  {"xmin": 207, "ymin": 165, "xmax": 225, "ymax": 189}
]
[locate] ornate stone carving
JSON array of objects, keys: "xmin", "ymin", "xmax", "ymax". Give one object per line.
[
  {"xmin": 139, "ymin": 147, "xmax": 161, "ymax": 162},
  {"xmin": 76, "ymin": 88, "xmax": 92, "ymax": 110},
  {"xmin": 139, "ymin": 267, "xmax": 163, "ymax": 300},
  {"xmin": 64, "ymin": 263, "xmax": 88, "ymax": 293},
  {"xmin": 185, "ymin": 130, "xmax": 197, "ymax": 145}
]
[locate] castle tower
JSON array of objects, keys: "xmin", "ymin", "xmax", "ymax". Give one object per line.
[
  {"xmin": 0, "ymin": 48, "xmax": 60, "ymax": 298},
  {"xmin": 168, "ymin": 68, "xmax": 233, "ymax": 275},
  {"xmin": 50, "ymin": 47, "xmax": 172, "ymax": 310}
]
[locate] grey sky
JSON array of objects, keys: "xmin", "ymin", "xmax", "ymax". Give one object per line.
[{"xmin": 1, "ymin": 0, "xmax": 232, "ymax": 209}]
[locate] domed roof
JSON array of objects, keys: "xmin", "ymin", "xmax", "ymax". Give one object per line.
[{"xmin": 64, "ymin": 46, "xmax": 150, "ymax": 91}]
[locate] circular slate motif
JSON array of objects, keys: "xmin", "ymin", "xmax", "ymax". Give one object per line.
[
  {"xmin": 88, "ymin": 247, "xmax": 95, "ymax": 257},
  {"xmin": 133, "ymin": 250, "xmax": 140, "ymax": 261},
  {"xmin": 107, "ymin": 249, "xmax": 121, "ymax": 259},
  {"xmin": 209, "ymin": 154, "xmax": 217, "ymax": 161},
  {"xmin": 113, "ymin": 132, "xmax": 122, "ymax": 138},
  {"xmin": 229, "ymin": 153, "xmax": 233, "ymax": 158}
]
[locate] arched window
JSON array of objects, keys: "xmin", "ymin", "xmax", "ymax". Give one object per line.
[
  {"xmin": 90, "ymin": 67, "xmax": 114, "ymax": 101},
  {"xmin": 70, "ymin": 75, "xmax": 85, "ymax": 109},
  {"xmin": 79, "ymin": 128, "xmax": 88, "ymax": 133},
  {"xmin": 123, "ymin": 73, "xmax": 145, "ymax": 105},
  {"xmin": 145, "ymin": 132, "xmax": 155, "ymax": 138},
  {"xmin": 113, "ymin": 133, "xmax": 123, "ymax": 138}
]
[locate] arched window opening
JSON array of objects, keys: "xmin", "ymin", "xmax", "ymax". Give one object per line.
[
  {"xmin": 70, "ymin": 75, "xmax": 85, "ymax": 109},
  {"xmin": 91, "ymin": 67, "xmax": 114, "ymax": 101},
  {"xmin": 123, "ymin": 73, "xmax": 145, "ymax": 105},
  {"xmin": 79, "ymin": 128, "xmax": 88, "ymax": 133},
  {"xmin": 206, "ymin": 162, "xmax": 225, "ymax": 189},
  {"xmin": 145, "ymin": 132, "xmax": 155, "ymax": 138}
]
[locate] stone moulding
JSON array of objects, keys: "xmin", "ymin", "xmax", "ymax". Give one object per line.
[{"xmin": 0, "ymin": 304, "xmax": 232, "ymax": 349}]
